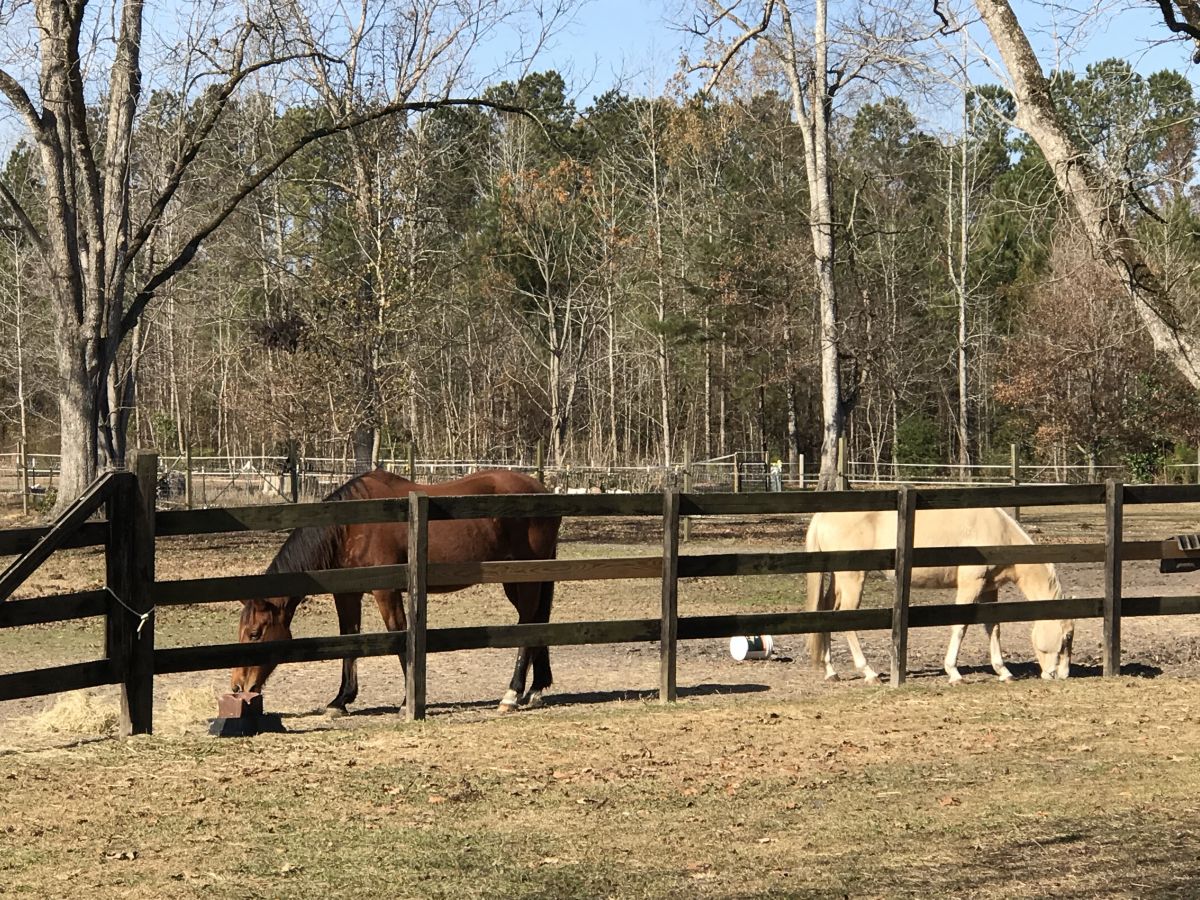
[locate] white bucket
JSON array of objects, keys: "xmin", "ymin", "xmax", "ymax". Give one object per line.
[{"xmin": 730, "ymin": 635, "xmax": 774, "ymax": 661}]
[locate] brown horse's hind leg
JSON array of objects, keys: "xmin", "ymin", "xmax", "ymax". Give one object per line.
[
  {"xmin": 499, "ymin": 581, "xmax": 553, "ymax": 711},
  {"xmin": 372, "ymin": 589, "xmax": 409, "ymax": 709},
  {"xmin": 326, "ymin": 593, "xmax": 363, "ymax": 717}
]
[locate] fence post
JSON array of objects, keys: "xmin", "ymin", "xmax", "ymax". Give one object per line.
[
  {"xmin": 837, "ymin": 437, "xmax": 847, "ymax": 490},
  {"xmin": 406, "ymin": 490, "xmax": 428, "ymax": 720},
  {"xmin": 536, "ymin": 439, "xmax": 545, "ymax": 485},
  {"xmin": 106, "ymin": 450, "xmax": 157, "ymax": 735},
  {"xmin": 407, "ymin": 442, "xmax": 416, "ymax": 480},
  {"xmin": 660, "ymin": 488, "xmax": 680, "ymax": 703},
  {"xmin": 732, "ymin": 452, "xmax": 741, "ymax": 493},
  {"xmin": 17, "ymin": 440, "xmax": 28, "ymax": 515},
  {"xmin": 798, "ymin": 452, "xmax": 805, "ymax": 491},
  {"xmin": 287, "ymin": 440, "xmax": 299, "ymax": 503},
  {"xmin": 681, "ymin": 446, "xmax": 692, "ymax": 543},
  {"xmin": 1010, "ymin": 443, "xmax": 1021, "ymax": 523},
  {"xmin": 184, "ymin": 441, "xmax": 193, "ymax": 510},
  {"xmin": 890, "ymin": 485, "xmax": 917, "ymax": 688},
  {"xmin": 1103, "ymin": 479, "xmax": 1124, "ymax": 677}
]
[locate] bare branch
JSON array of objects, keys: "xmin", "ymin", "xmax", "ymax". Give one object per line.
[
  {"xmin": 698, "ymin": 0, "xmax": 775, "ymax": 95},
  {"xmin": 1154, "ymin": 0, "xmax": 1200, "ymax": 60},
  {"xmin": 930, "ymin": 0, "xmax": 965, "ymax": 35},
  {"xmin": 0, "ymin": 67, "xmax": 45, "ymax": 139},
  {"xmin": 126, "ymin": 48, "xmax": 339, "ymax": 268},
  {"xmin": 0, "ymin": 179, "xmax": 46, "ymax": 252},
  {"xmin": 122, "ymin": 96, "xmax": 544, "ymax": 337}
]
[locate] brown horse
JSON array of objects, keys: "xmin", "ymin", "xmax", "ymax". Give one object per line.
[{"xmin": 230, "ymin": 468, "xmax": 560, "ymax": 713}]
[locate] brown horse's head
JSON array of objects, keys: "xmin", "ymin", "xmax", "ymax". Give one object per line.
[{"xmin": 230, "ymin": 597, "xmax": 295, "ymax": 694}]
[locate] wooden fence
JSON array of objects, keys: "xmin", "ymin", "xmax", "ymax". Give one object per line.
[{"xmin": 2, "ymin": 451, "xmax": 1200, "ymax": 736}]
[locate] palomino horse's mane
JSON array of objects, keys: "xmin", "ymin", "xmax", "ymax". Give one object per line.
[
  {"xmin": 997, "ymin": 507, "xmax": 1063, "ymax": 599},
  {"xmin": 266, "ymin": 470, "xmax": 394, "ymax": 577}
]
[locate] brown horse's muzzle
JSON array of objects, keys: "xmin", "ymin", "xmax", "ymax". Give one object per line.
[
  {"xmin": 232, "ymin": 600, "xmax": 292, "ymax": 693},
  {"xmin": 230, "ymin": 664, "xmax": 274, "ymax": 695}
]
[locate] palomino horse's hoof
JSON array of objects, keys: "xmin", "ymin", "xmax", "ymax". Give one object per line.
[{"xmin": 824, "ymin": 672, "xmax": 841, "ymax": 682}]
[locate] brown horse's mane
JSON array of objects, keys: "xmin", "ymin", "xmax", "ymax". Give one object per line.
[{"xmin": 266, "ymin": 470, "xmax": 400, "ymax": 577}]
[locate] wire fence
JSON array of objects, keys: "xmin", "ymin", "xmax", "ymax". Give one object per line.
[{"xmin": 1, "ymin": 450, "xmax": 1197, "ymax": 510}]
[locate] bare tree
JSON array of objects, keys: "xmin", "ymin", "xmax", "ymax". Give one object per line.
[
  {"xmin": 693, "ymin": 0, "xmax": 935, "ymax": 487},
  {"xmin": 974, "ymin": 0, "xmax": 1200, "ymax": 391},
  {"xmin": 0, "ymin": 0, "xmax": 561, "ymax": 507}
]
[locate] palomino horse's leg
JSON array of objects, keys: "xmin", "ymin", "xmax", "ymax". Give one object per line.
[
  {"xmin": 372, "ymin": 589, "xmax": 408, "ymax": 709},
  {"xmin": 834, "ymin": 571, "xmax": 880, "ymax": 684},
  {"xmin": 979, "ymin": 587, "xmax": 1014, "ymax": 682},
  {"xmin": 326, "ymin": 592, "xmax": 364, "ymax": 716},
  {"xmin": 499, "ymin": 582, "xmax": 551, "ymax": 712},
  {"xmin": 944, "ymin": 572, "xmax": 988, "ymax": 683}
]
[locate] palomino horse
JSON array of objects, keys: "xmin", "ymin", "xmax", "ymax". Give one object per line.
[
  {"xmin": 805, "ymin": 507, "xmax": 1073, "ymax": 683},
  {"xmin": 230, "ymin": 468, "xmax": 560, "ymax": 713}
]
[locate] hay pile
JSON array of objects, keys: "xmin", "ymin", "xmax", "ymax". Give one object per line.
[{"xmin": 29, "ymin": 690, "xmax": 120, "ymax": 736}]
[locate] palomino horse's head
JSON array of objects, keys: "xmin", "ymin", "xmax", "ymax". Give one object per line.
[
  {"xmin": 230, "ymin": 597, "xmax": 295, "ymax": 694},
  {"xmin": 1028, "ymin": 566, "xmax": 1072, "ymax": 679},
  {"xmin": 1031, "ymin": 619, "xmax": 1074, "ymax": 679}
]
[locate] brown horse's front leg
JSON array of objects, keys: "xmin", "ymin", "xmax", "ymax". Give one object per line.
[
  {"xmin": 501, "ymin": 648, "xmax": 532, "ymax": 712},
  {"xmin": 326, "ymin": 593, "xmax": 363, "ymax": 717},
  {"xmin": 373, "ymin": 589, "xmax": 408, "ymax": 710}
]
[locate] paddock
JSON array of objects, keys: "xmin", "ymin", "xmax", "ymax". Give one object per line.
[
  {"xmin": 5, "ymin": 472, "xmax": 1200, "ymax": 895},
  {"xmin": 3, "ymin": 471, "xmax": 1200, "ymax": 732}
]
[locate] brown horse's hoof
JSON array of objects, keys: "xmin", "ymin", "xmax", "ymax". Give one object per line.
[{"xmin": 324, "ymin": 706, "xmax": 347, "ymax": 719}]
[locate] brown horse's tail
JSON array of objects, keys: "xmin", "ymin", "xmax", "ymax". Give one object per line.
[
  {"xmin": 805, "ymin": 517, "xmax": 832, "ymax": 669},
  {"xmin": 537, "ymin": 577, "xmax": 555, "ymax": 622}
]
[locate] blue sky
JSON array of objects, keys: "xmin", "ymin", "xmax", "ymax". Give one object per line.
[
  {"xmin": 1, "ymin": 1, "xmax": 1196, "ymax": 155},
  {"xmin": 487, "ymin": 0, "xmax": 1199, "ymax": 110}
]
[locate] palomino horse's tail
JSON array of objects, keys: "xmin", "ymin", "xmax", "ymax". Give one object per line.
[{"xmin": 805, "ymin": 518, "xmax": 833, "ymax": 668}]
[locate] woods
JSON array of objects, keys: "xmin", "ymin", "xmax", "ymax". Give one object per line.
[{"xmin": 2, "ymin": 0, "xmax": 1200, "ymax": 505}]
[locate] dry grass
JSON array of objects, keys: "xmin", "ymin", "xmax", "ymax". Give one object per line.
[
  {"xmin": 25, "ymin": 691, "xmax": 120, "ymax": 737},
  {"xmin": 5, "ymin": 504, "xmax": 1200, "ymax": 896},
  {"xmin": 4, "ymin": 677, "xmax": 1200, "ymax": 898}
]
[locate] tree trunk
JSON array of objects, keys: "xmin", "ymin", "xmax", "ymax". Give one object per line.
[
  {"xmin": 952, "ymin": 80, "xmax": 971, "ymax": 469},
  {"xmin": 975, "ymin": 0, "xmax": 1200, "ymax": 389},
  {"xmin": 777, "ymin": 0, "xmax": 846, "ymax": 490},
  {"xmin": 56, "ymin": 338, "xmax": 100, "ymax": 504}
]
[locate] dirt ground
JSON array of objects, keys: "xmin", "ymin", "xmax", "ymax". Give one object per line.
[
  {"xmin": 6, "ymin": 504, "xmax": 1200, "ymax": 897},
  {"xmin": 4, "ymin": 502, "xmax": 1200, "ymax": 741}
]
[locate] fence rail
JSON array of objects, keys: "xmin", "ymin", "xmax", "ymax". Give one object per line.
[
  {"xmin": 8, "ymin": 444, "xmax": 1200, "ymax": 510},
  {"xmin": 2, "ymin": 451, "xmax": 1199, "ymax": 734}
]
